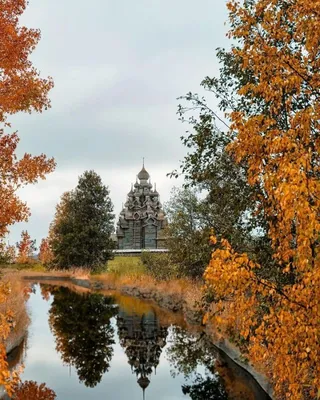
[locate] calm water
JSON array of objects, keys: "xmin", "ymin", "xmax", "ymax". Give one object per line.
[{"xmin": 10, "ymin": 283, "xmax": 270, "ymax": 400}]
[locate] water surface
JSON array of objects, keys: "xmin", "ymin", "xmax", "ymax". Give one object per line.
[{"xmin": 12, "ymin": 283, "xmax": 270, "ymax": 400}]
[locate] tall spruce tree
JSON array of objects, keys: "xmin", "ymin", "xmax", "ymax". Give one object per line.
[{"xmin": 50, "ymin": 171, "xmax": 115, "ymax": 271}]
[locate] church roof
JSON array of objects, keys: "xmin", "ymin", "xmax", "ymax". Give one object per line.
[
  {"xmin": 128, "ymin": 184, "xmax": 134, "ymax": 196},
  {"xmin": 137, "ymin": 376, "xmax": 150, "ymax": 390},
  {"xmin": 153, "ymin": 183, "xmax": 159, "ymax": 196},
  {"xmin": 138, "ymin": 165, "xmax": 150, "ymax": 181}
]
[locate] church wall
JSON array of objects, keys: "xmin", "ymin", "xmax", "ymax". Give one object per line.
[
  {"xmin": 133, "ymin": 220, "xmax": 142, "ymax": 249},
  {"xmin": 143, "ymin": 225, "xmax": 157, "ymax": 249}
]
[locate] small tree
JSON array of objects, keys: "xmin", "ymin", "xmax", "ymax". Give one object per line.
[
  {"xmin": 50, "ymin": 171, "xmax": 115, "ymax": 271},
  {"xmin": 0, "ymin": 242, "xmax": 16, "ymax": 264},
  {"xmin": 38, "ymin": 238, "xmax": 53, "ymax": 266},
  {"xmin": 164, "ymin": 187, "xmax": 212, "ymax": 278},
  {"xmin": 16, "ymin": 231, "xmax": 36, "ymax": 264}
]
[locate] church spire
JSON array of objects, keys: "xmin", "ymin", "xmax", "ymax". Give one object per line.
[{"xmin": 137, "ymin": 376, "xmax": 150, "ymax": 400}]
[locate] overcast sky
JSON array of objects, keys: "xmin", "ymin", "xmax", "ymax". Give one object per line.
[{"xmin": 8, "ymin": 0, "xmax": 229, "ymax": 245}]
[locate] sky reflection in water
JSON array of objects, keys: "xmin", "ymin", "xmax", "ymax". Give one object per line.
[{"xmin": 17, "ymin": 284, "xmax": 267, "ymax": 400}]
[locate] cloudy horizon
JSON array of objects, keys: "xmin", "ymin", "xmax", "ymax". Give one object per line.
[{"xmin": 8, "ymin": 0, "xmax": 229, "ymax": 246}]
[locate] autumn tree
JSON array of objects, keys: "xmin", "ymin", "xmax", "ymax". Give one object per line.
[
  {"xmin": 0, "ymin": 132, "xmax": 55, "ymax": 239},
  {"xmin": 203, "ymin": 1, "xmax": 320, "ymax": 399},
  {"xmin": 38, "ymin": 238, "xmax": 53, "ymax": 266},
  {"xmin": 49, "ymin": 171, "xmax": 115, "ymax": 271},
  {"xmin": 0, "ymin": 0, "xmax": 54, "ymax": 395},
  {"xmin": 16, "ymin": 230, "xmax": 36, "ymax": 264},
  {"xmin": 0, "ymin": 0, "xmax": 55, "ymax": 239},
  {"xmin": 12, "ymin": 381, "xmax": 56, "ymax": 400},
  {"xmin": 0, "ymin": 0, "xmax": 53, "ymax": 124},
  {"xmin": 0, "ymin": 241, "xmax": 16, "ymax": 264}
]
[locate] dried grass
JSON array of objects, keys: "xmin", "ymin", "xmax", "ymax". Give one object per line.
[
  {"xmin": 92, "ymin": 271, "xmax": 203, "ymax": 312},
  {"xmin": 2, "ymin": 257, "xmax": 203, "ymax": 325},
  {"xmin": 68, "ymin": 267, "xmax": 90, "ymax": 280}
]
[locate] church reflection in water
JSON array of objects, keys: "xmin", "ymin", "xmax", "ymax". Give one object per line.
[
  {"xmin": 36, "ymin": 285, "xmax": 270, "ymax": 400},
  {"xmin": 117, "ymin": 308, "xmax": 168, "ymax": 398},
  {"xmin": 42, "ymin": 284, "xmax": 169, "ymax": 397}
]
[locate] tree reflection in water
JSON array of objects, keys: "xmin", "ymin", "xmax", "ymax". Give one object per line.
[
  {"xmin": 38, "ymin": 286, "xmax": 266, "ymax": 399},
  {"xmin": 167, "ymin": 326, "xmax": 228, "ymax": 399},
  {"xmin": 46, "ymin": 286, "xmax": 117, "ymax": 388},
  {"xmin": 117, "ymin": 308, "xmax": 168, "ymax": 398},
  {"xmin": 182, "ymin": 375, "xmax": 228, "ymax": 400}
]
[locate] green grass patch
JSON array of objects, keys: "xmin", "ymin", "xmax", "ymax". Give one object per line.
[{"xmin": 106, "ymin": 256, "xmax": 146, "ymax": 277}]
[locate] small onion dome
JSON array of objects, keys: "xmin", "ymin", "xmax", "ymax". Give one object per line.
[
  {"xmin": 137, "ymin": 376, "xmax": 150, "ymax": 390},
  {"xmin": 153, "ymin": 183, "xmax": 159, "ymax": 196},
  {"xmin": 138, "ymin": 166, "xmax": 150, "ymax": 181},
  {"xmin": 128, "ymin": 184, "xmax": 134, "ymax": 196}
]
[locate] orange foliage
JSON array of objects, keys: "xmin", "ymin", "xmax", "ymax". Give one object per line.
[
  {"xmin": 0, "ymin": 241, "xmax": 16, "ymax": 263},
  {"xmin": 204, "ymin": 1, "xmax": 320, "ymax": 399},
  {"xmin": 16, "ymin": 230, "xmax": 36, "ymax": 264},
  {"xmin": 0, "ymin": 281, "xmax": 20, "ymax": 396},
  {"xmin": 12, "ymin": 381, "xmax": 56, "ymax": 400},
  {"xmin": 0, "ymin": 131, "xmax": 55, "ymax": 238},
  {"xmin": 0, "ymin": 0, "xmax": 54, "ymax": 394},
  {"xmin": 38, "ymin": 238, "xmax": 53, "ymax": 266},
  {"xmin": 0, "ymin": 0, "xmax": 53, "ymax": 124},
  {"xmin": 0, "ymin": 0, "xmax": 55, "ymax": 239}
]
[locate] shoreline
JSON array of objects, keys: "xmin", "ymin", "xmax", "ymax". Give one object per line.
[{"xmin": 17, "ymin": 272, "xmax": 274, "ymax": 399}]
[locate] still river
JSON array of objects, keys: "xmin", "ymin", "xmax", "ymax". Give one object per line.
[{"xmin": 7, "ymin": 282, "xmax": 271, "ymax": 400}]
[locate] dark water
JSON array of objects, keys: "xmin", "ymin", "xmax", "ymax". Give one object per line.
[{"xmin": 12, "ymin": 283, "xmax": 270, "ymax": 400}]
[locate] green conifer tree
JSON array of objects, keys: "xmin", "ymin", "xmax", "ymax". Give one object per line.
[{"xmin": 50, "ymin": 170, "xmax": 115, "ymax": 271}]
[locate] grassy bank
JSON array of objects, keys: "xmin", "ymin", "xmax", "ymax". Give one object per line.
[{"xmin": 0, "ymin": 256, "xmax": 203, "ymax": 323}]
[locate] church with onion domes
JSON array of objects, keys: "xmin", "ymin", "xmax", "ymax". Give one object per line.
[{"xmin": 116, "ymin": 163, "xmax": 167, "ymax": 250}]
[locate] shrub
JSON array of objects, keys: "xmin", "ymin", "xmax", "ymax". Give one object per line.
[
  {"xmin": 140, "ymin": 251, "xmax": 179, "ymax": 280},
  {"xmin": 107, "ymin": 256, "xmax": 145, "ymax": 277}
]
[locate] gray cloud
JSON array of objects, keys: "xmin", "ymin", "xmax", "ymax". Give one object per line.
[{"xmin": 8, "ymin": 0, "xmax": 229, "ymax": 244}]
